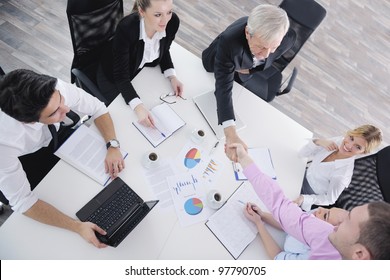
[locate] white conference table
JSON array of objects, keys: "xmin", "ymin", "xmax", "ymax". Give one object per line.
[{"xmin": 0, "ymin": 43, "xmax": 312, "ymax": 259}]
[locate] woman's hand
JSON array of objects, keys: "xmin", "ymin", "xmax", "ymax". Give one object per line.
[
  {"xmin": 314, "ymin": 139, "xmax": 338, "ymax": 151},
  {"xmin": 169, "ymin": 76, "xmax": 184, "ymax": 96},
  {"xmin": 293, "ymin": 195, "xmax": 304, "ymax": 206},
  {"xmin": 243, "ymin": 203, "xmax": 264, "ymax": 226},
  {"xmin": 134, "ymin": 104, "xmax": 155, "ymax": 127}
]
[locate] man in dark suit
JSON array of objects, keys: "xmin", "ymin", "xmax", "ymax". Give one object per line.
[{"xmin": 202, "ymin": 4, "xmax": 295, "ymax": 161}]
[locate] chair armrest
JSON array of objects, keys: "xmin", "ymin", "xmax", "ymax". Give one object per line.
[
  {"xmin": 277, "ymin": 67, "xmax": 298, "ymax": 96},
  {"xmin": 71, "ymin": 68, "xmax": 108, "ymax": 105}
]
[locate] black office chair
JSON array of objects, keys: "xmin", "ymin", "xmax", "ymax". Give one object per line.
[
  {"xmin": 256, "ymin": 0, "xmax": 327, "ymax": 102},
  {"xmin": 0, "ymin": 66, "xmax": 7, "ymax": 213},
  {"xmin": 333, "ymin": 146, "xmax": 390, "ymax": 210},
  {"xmin": 66, "ymin": 0, "xmax": 124, "ymax": 105}
]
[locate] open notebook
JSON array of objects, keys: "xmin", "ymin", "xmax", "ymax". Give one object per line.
[
  {"xmin": 132, "ymin": 103, "xmax": 186, "ymax": 147},
  {"xmin": 205, "ymin": 182, "xmax": 263, "ymax": 259},
  {"xmin": 193, "ymin": 90, "xmax": 246, "ymax": 139}
]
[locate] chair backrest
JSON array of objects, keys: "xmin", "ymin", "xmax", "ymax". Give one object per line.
[
  {"xmin": 0, "ymin": 66, "xmax": 9, "ymax": 205},
  {"xmin": 273, "ymin": 0, "xmax": 327, "ymax": 72},
  {"xmin": 66, "ymin": 0, "xmax": 124, "ymax": 80},
  {"xmin": 376, "ymin": 146, "xmax": 390, "ymax": 201},
  {"xmin": 334, "ymin": 146, "xmax": 390, "ymax": 210}
]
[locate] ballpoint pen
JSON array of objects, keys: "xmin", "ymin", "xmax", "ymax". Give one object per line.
[
  {"xmin": 154, "ymin": 126, "xmax": 166, "ymax": 137},
  {"xmin": 233, "ymin": 162, "xmax": 241, "ymax": 172},
  {"xmin": 209, "ymin": 141, "xmax": 219, "ymax": 155},
  {"xmin": 238, "ymin": 200, "xmax": 258, "ymax": 213}
]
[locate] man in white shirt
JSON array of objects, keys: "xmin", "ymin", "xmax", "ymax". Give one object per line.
[{"xmin": 0, "ymin": 69, "xmax": 125, "ymax": 248}]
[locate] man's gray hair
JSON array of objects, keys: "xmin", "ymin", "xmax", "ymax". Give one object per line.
[{"xmin": 247, "ymin": 4, "xmax": 290, "ymax": 42}]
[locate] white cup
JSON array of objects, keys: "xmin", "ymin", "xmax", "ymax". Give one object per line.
[
  {"xmin": 142, "ymin": 151, "xmax": 160, "ymax": 169},
  {"xmin": 207, "ymin": 189, "xmax": 224, "ymax": 210},
  {"xmin": 191, "ymin": 129, "xmax": 206, "ymax": 144}
]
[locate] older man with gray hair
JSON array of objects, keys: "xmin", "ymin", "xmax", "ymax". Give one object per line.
[{"xmin": 202, "ymin": 4, "xmax": 294, "ymax": 161}]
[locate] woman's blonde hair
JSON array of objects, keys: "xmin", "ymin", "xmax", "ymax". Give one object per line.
[
  {"xmin": 347, "ymin": 125, "xmax": 382, "ymax": 153},
  {"xmin": 132, "ymin": 0, "xmax": 169, "ymax": 13}
]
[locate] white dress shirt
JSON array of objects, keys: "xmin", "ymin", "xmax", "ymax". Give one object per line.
[
  {"xmin": 129, "ymin": 18, "xmax": 176, "ymax": 110},
  {"xmin": 0, "ymin": 79, "xmax": 108, "ymax": 213},
  {"xmin": 299, "ymin": 137, "xmax": 355, "ymax": 211}
]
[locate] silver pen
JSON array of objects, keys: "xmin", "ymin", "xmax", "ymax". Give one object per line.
[{"xmin": 237, "ymin": 200, "xmax": 246, "ymax": 205}]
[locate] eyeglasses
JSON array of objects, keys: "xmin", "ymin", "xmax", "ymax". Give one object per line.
[{"xmin": 159, "ymin": 92, "xmax": 186, "ymax": 104}]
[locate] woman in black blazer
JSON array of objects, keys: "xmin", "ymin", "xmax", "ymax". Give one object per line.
[{"xmin": 99, "ymin": 0, "xmax": 183, "ymax": 127}]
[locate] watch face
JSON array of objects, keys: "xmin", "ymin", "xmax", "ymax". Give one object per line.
[{"xmin": 110, "ymin": 139, "xmax": 120, "ymax": 148}]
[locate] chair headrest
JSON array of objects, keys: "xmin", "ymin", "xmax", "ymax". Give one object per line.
[{"xmin": 280, "ymin": 0, "xmax": 327, "ymax": 30}]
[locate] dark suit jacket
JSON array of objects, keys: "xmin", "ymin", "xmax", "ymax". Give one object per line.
[
  {"xmin": 202, "ymin": 17, "xmax": 295, "ymax": 123},
  {"xmin": 100, "ymin": 12, "xmax": 179, "ymax": 104}
]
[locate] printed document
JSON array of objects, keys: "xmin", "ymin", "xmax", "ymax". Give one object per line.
[{"xmin": 55, "ymin": 125, "xmax": 128, "ymax": 186}]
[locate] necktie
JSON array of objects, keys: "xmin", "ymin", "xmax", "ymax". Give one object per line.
[
  {"xmin": 48, "ymin": 124, "xmax": 58, "ymax": 151},
  {"xmin": 48, "ymin": 110, "xmax": 80, "ymax": 151}
]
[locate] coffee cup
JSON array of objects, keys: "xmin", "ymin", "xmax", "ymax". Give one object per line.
[
  {"xmin": 142, "ymin": 151, "xmax": 160, "ymax": 169},
  {"xmin": 191, "ymin": 129, "xmax": 205, "ymax": 144},
  {"xmin": 207, "ymin": 189, "xmax": 224, "ymax": 210}
]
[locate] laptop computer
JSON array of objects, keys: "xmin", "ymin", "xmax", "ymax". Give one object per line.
[
  {"xmin": 193, "ymin": 90, "xmax": 246, "ymax": 139},
  {"xmin": 76, "ymin": 177, "xmax": 158, "ymax": 247}
]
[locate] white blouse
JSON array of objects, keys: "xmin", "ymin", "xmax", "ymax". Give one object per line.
[{"xmin": 299, "ymin": 137, "xmax": 355, "ymax": 211}]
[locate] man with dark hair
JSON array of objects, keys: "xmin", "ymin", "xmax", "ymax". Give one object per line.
[{"xmin": 0, "ymin": 69, "xmax": 125, "ymax": 248}]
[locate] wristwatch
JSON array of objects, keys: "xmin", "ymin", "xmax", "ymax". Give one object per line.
[{"xmin": 106, "ymin": 139, "xmax": 120, "ymax": 149}]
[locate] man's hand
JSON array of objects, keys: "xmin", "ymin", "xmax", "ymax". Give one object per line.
[
  {"xmin": 224, "ymin": 126, "xmax": 248, "ymax": 162},
  {"xmin": 169, "ymin": 76, "xmax": 184, "ymax": 96},
  {"xmin": 76, "ymin": 221, "xmax": 108, "ymax": 248},
  {"xmin": 105, "ymin": 147, "xmax": 125, "ymax": 179},
  {"xmin": 236, "ymin": 69, "xmax": 250, "ymax": 75},
  {"xmin": 24, "ymin": 200, "xmax": 109, "ymax": 249},
  {"xmin": 134, "ymin": 104, "xmax": 155, "ymax": 127}
]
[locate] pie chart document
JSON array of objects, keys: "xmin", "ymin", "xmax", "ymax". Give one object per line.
[{"xmin": 167, "ymin": 173, "xmax": 214, "ymax": 227}]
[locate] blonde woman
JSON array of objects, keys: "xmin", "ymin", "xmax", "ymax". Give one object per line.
[
  {"xmin": 99, "ymin": 0, "xmax": 183, "ymax": 127},
  {"xmin": 294, "ymin": 125, "xmax": 382, "ymax": 211}
]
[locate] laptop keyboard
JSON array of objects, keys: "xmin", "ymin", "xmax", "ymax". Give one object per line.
[{"xmin": 86, "ymin": 184, "xmax": 140, "ymax": 231}]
